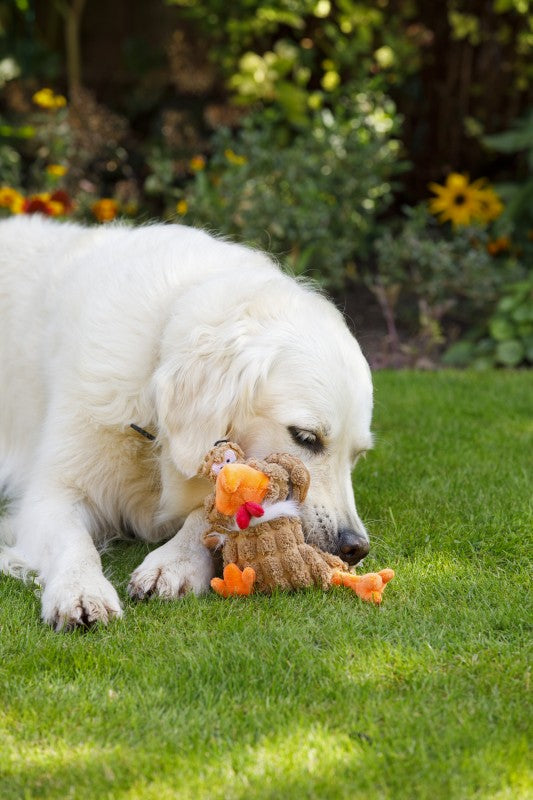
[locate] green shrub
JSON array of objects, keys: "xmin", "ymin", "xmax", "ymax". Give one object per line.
[
  {"xmin": 371, "ymin": 205, "xmax": 527, "ymax": 358},
  {"xmin": 482, "ymin": 111, "xmax": 533, "ymax": 254},
  {"xmin": 180, "ymin": 89, "xmax": 405, "ymax": 288},
  {"xmin": 444, "ymin": 276, "xmax": 533, "ymax": 368}
]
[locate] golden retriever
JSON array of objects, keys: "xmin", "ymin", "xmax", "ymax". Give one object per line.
[{"xmin": 0, "ymin": 216, "xmax": 373, "ymax": 629}]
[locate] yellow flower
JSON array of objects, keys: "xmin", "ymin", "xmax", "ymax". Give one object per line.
[
  {"xmin": 24, "ymin": 192, "xmax": 74, "ymax": 216},
  {"xmin": 46, "ymin": 164, "xmax": 68, "ymax": 178},
  {"xmin": 224, "ymin": 149, "xmax": 247, "ymax": 166},
  {"xmin": 47, "ymin": 201, "xmax": 64, "ymax": 217},
  {"xmin": 477, "ymin": 186, "xmax": 504, "ymax": 223},
  {"xmin": 32, "ymin": 88, "xmax": 67, "ymax": 110},
  {"xmin": 0, "ymin": 186, "xmax": 25, "ymax": 214},
  {"xmin": 92, "ymin": 198, "xmax": 119, "ymax": 222},
  {"xmin": 176, "ymin": 200, "xmax": 188, "ymax": 215},
  {"xmin": 428, "ymin": 173, "xmax": 485, "ymax": 226},
  {"xmin": 189, "ymin": 155, "xmax": 206, "ymax": 172}
]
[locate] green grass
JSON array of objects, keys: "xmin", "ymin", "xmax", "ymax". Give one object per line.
[{"xmin": 1, "ymin": 371, "xmax": 531, "ymax": 800}]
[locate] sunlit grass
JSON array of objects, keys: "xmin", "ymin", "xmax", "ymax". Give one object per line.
[{"xmin": 1, "ymin": 370, "xmax": 531, "ymax": 799}]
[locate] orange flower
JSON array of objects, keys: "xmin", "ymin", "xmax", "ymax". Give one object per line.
[
  {"xmin": 176, "ymin": 200, "xmax": 188, "ymax": 215},
  {"xmin": 92, "ymin": 198, "xmax": 119, "ymax": 222},
  {"xmin": 189, "ymin": 155, "xmax": 206, "ymax": 172},
  {"xmin": 487, "ymin": 236, "xmax": 511, "ymax": 256},
  {"xmin": 0, "ymin": 186, "xmax": 25, "ymax": 214}
]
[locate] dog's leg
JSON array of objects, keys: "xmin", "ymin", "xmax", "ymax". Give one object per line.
[
  {"xmin": 128, "ymin": 508, "xmax": 214, "ymax": 600},
  {"xmin": 3, "ymin": 488, "xmax": 122, "ymax": 630}
]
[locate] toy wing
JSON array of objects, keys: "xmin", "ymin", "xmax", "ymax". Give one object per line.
[{"xmin": 215, "ymin": 463, "xmax": 269, "ymax": 515}]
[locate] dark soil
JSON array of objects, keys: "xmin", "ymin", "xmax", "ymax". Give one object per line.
[{"xmin": 332, "ymin": 285, "xmax": 412, "ymax": 370}]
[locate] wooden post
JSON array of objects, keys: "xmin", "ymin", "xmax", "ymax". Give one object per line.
[{"xmin": 64, "ymin": 0, "xmax": 87, "ymax": 96}]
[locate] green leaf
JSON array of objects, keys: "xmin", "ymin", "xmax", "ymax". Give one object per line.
[
  {"xmin": 0, "ymin": 124, "xmax": 35, "ymax": 139},
  {"xmin": 497, "ymin": 295, "xmax": 518, "ymax": 313},
  {"xmin": 495, "ymin": 340, "xmax": 525, "ymax": 367},
  {"xmin": 517, "ymin": 321, "xmax": 533, "ymax": 337},
  {"xmin": 472, "ymin": 356, "xmax": 494, "ymax": 370},
  {"xmin": 482, "ymin": 111, "xmax": 533, "ymax": 154},
  {"xmin": 442, "ymin": 341, "xmax": 475, "ymax": 366},
  {"xmin": 276, "ymin": 81, "xmax": 309, "ymax": 125},
  {"xmin": 489, "ymin": 317, "xmax": 516, "ymax": 341},
  {"xmin": 256, "ymin": 8, "xmax": 305, "ymax": 29},
  {"xmin": 511, "ymin": 303, "xmax": 533, "ymax": 323},
  {"xmin": 474, "ymin": 338, "xmax": 496, "ymax": 356}
]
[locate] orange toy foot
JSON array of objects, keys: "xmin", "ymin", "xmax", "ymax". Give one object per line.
[
  {"xmin": 211, "ymin": 563, "xmax": 256, "ymax": 597},
  {"xmin": 332, "ymin": 568, "xmax": 395, "ymax": 604}
]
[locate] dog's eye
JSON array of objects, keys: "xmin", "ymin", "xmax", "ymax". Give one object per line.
[{"xmin": 288, "ymin": 426, "xmax": 324, "ymax": 454}]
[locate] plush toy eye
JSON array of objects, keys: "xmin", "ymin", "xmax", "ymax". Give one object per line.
[{"xmin": 211, "ymin": 449, "xmax": 237, "ymax": 476}]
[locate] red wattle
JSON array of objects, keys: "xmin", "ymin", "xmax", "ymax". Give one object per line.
[
  {"xmin": 236, "ymin": 505, "xmax": 252, "ymax": 529},
  {"xmin": 245, "ymin": 502, "xmax": 264, "ymax": 518}
]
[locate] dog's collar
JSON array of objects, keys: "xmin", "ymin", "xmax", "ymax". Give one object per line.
[
  {"xmin": 130, "ymin": 427, "xmax": 226, "ymax": 444},
  {"xmin": 130, "ymin": 423, "xmax": 156, "ymax": 441}
]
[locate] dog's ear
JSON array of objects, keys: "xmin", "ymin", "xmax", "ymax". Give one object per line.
[{"xmin": 152, "ymin": 302, "xmax": 278, "ymax": 479}]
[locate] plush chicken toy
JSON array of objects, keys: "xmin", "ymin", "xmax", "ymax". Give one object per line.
[
  {"xmin": 199, "ymin": 441, "xmax": 394, "ymax": 603},
  {"xmin": 213, "ymin": 458, "xmax": 269, "ymax": 529}
]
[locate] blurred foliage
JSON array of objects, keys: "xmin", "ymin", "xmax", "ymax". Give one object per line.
[
  {"xmin": 0, "ymin": 0, "xmax": 60, "ymax": 82},
  {"xmin": 177, "ymin": 90, "xmax": 405, "ymax": 286},
  {"xmin": 163, "ymin": 0, "xmax": 532, "ymax": 175},
  {"xmin": 166, "ymin": 0, "xmax": 420, "ymax": 127},
  {"xmin": 443, "ymin": 276, "xmax": 533, "ymax": 368},
  {"xmin": 372, "ymin": 205, "xmax": 528, "ymax": 362},
  {"xmin": 0, "ymin": 0, "xmax": 532, "ymax": 366},
  {"xmin": 482, "ymin": 111, "xmax": 533, "ymax": 242}
]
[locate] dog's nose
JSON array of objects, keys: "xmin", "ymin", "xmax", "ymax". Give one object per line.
[{"xmin": 338, "ymin": 528, "xmax": 370, "ymax": 565}]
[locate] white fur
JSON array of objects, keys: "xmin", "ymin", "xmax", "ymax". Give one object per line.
[
  {"xmin": 221, "ymin": 499, "xmax": 301, "ymax": 533},
  {"xmin": 0, "ymin": 216, "xmax": 373, "ymax": 629}
]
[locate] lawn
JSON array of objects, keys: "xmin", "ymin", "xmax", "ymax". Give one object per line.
[{"xmin": 1, "ymin": 371, "xmax": 531, "ymax": 800}]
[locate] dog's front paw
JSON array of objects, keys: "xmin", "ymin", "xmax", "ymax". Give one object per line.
[
  {"xmin": 128, "ymin": 547, "xmax": 213, "ymax": 601},
  {"xmin": 41, "ymin": 571, "xmax": 123, "ymax": 631}
]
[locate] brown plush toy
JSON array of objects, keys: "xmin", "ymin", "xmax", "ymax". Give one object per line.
[{"xmin": 199, "ymin": 441, "xmax": 394, "ymax": 603}]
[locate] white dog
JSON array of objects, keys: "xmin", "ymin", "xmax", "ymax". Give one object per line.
[{"xmin": 0, "ymin": 216, "xmax": 373, "ymax": 630}]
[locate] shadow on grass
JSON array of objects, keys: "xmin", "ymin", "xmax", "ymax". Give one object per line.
[
  {"xmin": 2, "ymin": 372, "xmax": 532, "ymax": 798},
  {"xmin": 1, "ymin": 542, "xmax": 530, "ymax": 800}
]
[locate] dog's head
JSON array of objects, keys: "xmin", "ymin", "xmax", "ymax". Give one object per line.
[{"xmin": 154, "ymin": 266, "xmax": 373, "ymax": 564}]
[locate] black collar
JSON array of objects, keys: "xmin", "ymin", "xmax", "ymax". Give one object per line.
[{"xmin": 130, "ymin": 423, "xmax": 156, "ymax": 441}]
